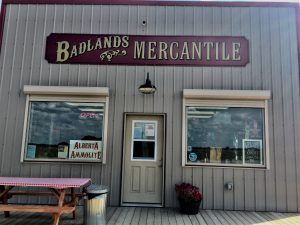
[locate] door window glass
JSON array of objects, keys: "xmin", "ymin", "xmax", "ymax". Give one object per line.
[{"xmin": 132, "ymin": 121, "xmax": 157, "ymax": 160}]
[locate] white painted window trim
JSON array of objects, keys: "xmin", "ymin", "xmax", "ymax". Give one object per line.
[
  {"xmin": 21, "ymin": 86, "xmax": 109, "ymax": 164},
  {"xmin": 24, "ymin": 85, "xmax": 109, "ymax": 96},
  {"xmin": 131, "ymin": 120, "xmax": 157, "ymax": 162},
  {"xmin": 182, "ymin": 89, "xmax": 271, "ymax": 169},
  {"xmin": 183, "ymin": 89, "xmax": 271, "ymax": 100}
]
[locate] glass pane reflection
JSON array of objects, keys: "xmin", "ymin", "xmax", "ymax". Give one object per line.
[
  {"xmin": 186, "ymin": 107, "xmax": 264, "ymax": 165},
  {"xmin": 133, "ymin": 141, "xmax": 155, "ymax": 159},
  {"xmin": 133, "ymin": 122, "xmax": 156, "ymax": 140},
  {"xmin": 26, "ymin": 101, "xmax": 104, "ymax": 160}
]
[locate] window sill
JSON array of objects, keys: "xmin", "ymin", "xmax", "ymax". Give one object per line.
[
  {"xmin": 22, "ymin": 159, "xmax": 105, "ymax": 164},
  {"xmin": 184, "ymin": 162, "xmax": 268, "ymax": 170}
]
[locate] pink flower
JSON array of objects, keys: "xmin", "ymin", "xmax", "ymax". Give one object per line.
[{"xmin": 175, "ymin": 182, "xmax": 202, "ymax": 202}]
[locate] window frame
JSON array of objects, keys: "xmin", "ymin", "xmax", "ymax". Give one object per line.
[
  {"xmin": 130, "ymin": 120, "xmax": 158, "ymax": 162},
  {"xmin": 21, "ymin": 86, "xmax": 109, "ymax": 164},
  {"xmin": 182, "ymin": 89, "xmax": 271, "ymax": 169}
]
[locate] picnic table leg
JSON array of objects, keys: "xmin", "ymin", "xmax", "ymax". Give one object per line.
[
  {"xmin": 3, "ymin": 197, "xmax": 9, "ymax": 217},
  {"xmin": 53, "ymin": 213, "xmax": 60, "ymax": 225},
  {"xmin": 52, "ymin": 189, "xmax": 66, "ymax": 225},
  {"xmin": 71, "ymin": 188, "xmax": 76, "ymax": 219},
  {"xmin": 58, "ymin": 189, "xmax": 65, "ymax": 207},
  {"xmin": 0, "ymin": 185, "xmax": 10, "ymax": 217}
]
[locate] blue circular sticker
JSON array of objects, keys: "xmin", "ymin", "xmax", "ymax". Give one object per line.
[{"xmin": 189, "ymin": 152, "xmax": 197, "ymax": 162}]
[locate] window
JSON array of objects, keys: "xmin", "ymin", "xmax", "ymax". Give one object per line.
[
  {"xmin": 131, "ymin": 121, "xmax": 157, "ymax": 161},
  {"xmin": 21, "ymin": 86, "xmax": 109, "ymax": 163},
  {"xmin": 182, "ymin": 89, "xmax": 271, "ymax": 168}
]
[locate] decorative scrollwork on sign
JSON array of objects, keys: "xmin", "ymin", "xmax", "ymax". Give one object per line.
[{"xmin": 100, "ymin": 50, "xmax": 127, "ymax": 61}]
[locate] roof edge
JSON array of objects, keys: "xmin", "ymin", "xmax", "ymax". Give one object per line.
[{"xmin": 2, "ymin": 0, "xmax": 300, "ymax": 8}]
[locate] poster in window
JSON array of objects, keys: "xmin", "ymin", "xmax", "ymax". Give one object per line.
[
  {"xmin": 242, "ymin": 139, "xmax": 262, "ymax": 164},
  {"xmin": 145, "ymin": 123, "xmax": 155, "ymax": 137},
  {"xmin": 134, "ymin": 127, "xmax": 142, "ymax": 139},
  {"xmin": 58, "ymin": 145, "xmax": 69, "ymax": 159},
  {"xmin": 27, "ymin": 145, "xmax": 36, "ymax": 159},
  {"xmin": 69, "ymin": 140, "xmax": 102, "ymax": 161}
]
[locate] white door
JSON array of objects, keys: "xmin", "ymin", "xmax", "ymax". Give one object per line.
[{"xmin": 122, "ymin": 115, "xmax": 164, "ymax": 206}]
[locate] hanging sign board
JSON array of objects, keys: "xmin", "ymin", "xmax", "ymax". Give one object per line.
[{"xmin": 45, "ymin": 33, "xmax": 249, "ymax": 66}]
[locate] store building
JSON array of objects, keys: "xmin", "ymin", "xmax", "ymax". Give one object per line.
[{"xmin": 0, "ymin": 0, "xmax": 299, "ymax": 212}]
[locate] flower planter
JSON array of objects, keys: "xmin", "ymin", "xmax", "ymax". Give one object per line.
[
  {"xmin": 179, "ymin": 199, "xmax": 201, "ymax": 215},
  {"xmin": 175, "ymin": 182, "xmax": 202, "ymax": 215}
]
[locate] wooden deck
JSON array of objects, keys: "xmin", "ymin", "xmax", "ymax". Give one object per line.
[{"xmin": 0, "ymin": 206, "xmax": 299, "ymax": 225}]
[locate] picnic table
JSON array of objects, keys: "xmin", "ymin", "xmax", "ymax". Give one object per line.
[{"xmin": 0, "ymin": 177, "xmax": 91, "ymax": 225}]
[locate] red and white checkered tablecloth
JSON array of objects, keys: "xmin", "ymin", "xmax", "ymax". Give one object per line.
[{"xmin": 0, "ymin": 177, "xmax": 91, "ymax": 189}]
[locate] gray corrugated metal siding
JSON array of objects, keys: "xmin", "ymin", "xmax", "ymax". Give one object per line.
[{"xmin": 0, "ymin": 4, "xmax": 299, "ymax": 211}]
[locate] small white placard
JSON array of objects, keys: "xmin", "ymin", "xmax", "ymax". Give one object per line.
[
  {"xmin": 145, "ymin": 123, "xmax": 155, "ymax": 137},
  {"xmin": 58, "ymin": 145, "xmax": 69, "ymax": 159}
]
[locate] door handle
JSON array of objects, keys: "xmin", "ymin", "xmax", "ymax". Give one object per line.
[{"xmin": 158, "ymin": 159, "xmax": 163, "ymax": 167}]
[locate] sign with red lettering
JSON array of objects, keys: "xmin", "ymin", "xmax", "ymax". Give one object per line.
[
  {"xmin": 79, "ymin": 112, "xmax": 101, "ymax": 119},
  {"xmin": 45, "ymin": 33, "xmax": 249, "ymax": 66},
  {"xmin": 69, "ymin": 140, "xmax": 102, "ymax": 161}
]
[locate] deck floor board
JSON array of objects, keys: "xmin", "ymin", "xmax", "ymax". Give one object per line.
[
  {"xmin": 218, "ymin": 210, "xmax": 239, "ymax": 225},
  {"xmin": 130, "ymin": 207, "xmax": 141, "ymax": 225},
  {"xmin": 0, "ymin": 206, "xmax": 299, "ymax": 224}
]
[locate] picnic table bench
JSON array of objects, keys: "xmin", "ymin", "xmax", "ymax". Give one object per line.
[{"xmin": 0, "ymin": 177, "xmax": 91, "ymax": 225}]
